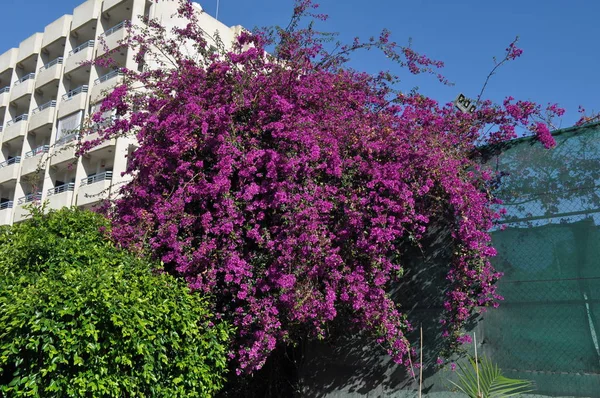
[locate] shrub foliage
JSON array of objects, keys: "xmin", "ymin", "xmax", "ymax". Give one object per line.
[{"xmin": 0, "ymin": 207, "xmax": 230, "ymax": 397}]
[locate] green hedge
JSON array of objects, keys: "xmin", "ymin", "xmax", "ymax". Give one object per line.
[{"xmin": 0, "ymin": 207, "xmax": 230, "ymax": 397}]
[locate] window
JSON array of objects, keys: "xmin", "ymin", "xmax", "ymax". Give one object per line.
[{"xmin": 56, "ymin": 111, "xmax": 83, "ymax": 142}]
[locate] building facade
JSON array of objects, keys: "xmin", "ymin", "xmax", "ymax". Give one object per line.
[{"xmin": 0, "ymin": 0, "xmax": 239, "ymax": 224}]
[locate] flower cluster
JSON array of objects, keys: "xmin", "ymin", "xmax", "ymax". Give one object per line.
[
  {"xmin": 532, "ymin": 121, "xmax": 556, "ymax": 149},
  {"xmin": 90, "ymin": 0, "xmax": 563, "ymax": 374},
  {"xmin": 506, "ymin": 41, "xmax": 524, "ymax": 60}
]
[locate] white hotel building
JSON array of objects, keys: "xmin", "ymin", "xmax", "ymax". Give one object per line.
[{"xmin": 0, "ymin": 0, "xmax": 239, "ymax": 224}]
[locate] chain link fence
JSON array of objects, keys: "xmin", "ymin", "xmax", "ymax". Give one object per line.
[{"xmin": 481, "ymin": 122, "xmax": 600, "ymax": 397}]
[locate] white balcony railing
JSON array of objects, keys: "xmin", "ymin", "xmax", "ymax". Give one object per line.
[
  {"xmin": 0, "ymin": 201, "xmax": 13, "ymax": 210},
  {"xmin": 55, "ymin": 133, "xmax": 79, "ymax": 147},
  {"xmin": 81, "ymin": 171, "xmax": 113, "ymax": 186},
  {"xmin": 25, "ymin": 145, "xmax": 50, "ymax": 158},
  {"xmin": 94, "ymin": 70, "xmax": 123, "ymax": 85},
  {"xmin": 6, "ymin": 114, "xmax": 28, "ymax": 126},
  {"xmin": 48, "ymin": 182, "xmax": 75, "ymax": 196},
  {"xmin": 31, "ymin": 100, "xmax": 57, "ymax": 115},
  {"xmin": 14, "ymin": 73, "xmax": 35, "ymax": 85},
  {"xmin": 69, "ymin": 40, "xmax": 94, "ymax": 56},
  {"xmin": 39, "ymin": 57, "xmax": 63, "ymax": 72},
  {"xmin": 18, "ymin": 192, "xmax": 42, "ymax": 205},
  {"xmin": 0, "ymin": 157, "xmax": 21, "ymax": 168},
  {"xmin": 0, "ymin": 86, "xmax": 9, "ymax": 94},
  {"xmin": 102, "ymin": 20, "xmax": 128, "ymax": 37},
  {"xmin": 62, "ymin": 85, "xmax": 88, "ymax": 101}
]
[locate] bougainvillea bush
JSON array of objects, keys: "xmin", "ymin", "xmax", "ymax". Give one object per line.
[{"xmin": 89, "ymin": 0, "xmax": 564, "ymax": 374}]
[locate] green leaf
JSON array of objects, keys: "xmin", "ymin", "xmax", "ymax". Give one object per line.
[
  {"xmin": 0, "ymin": 208, "xmax": 230, "ymax": 396},
  {"xmin": 450, "ymin": 356, "xmax": 534, "ymax": 398}
]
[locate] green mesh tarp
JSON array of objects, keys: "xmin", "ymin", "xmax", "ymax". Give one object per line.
[
  {"xmin": 485, "ymin": 221, "xmax": 600, "ymax": 396},
  {"xmin": 480, "ymin": 123, "xmax": 600, "ymax": 397}
]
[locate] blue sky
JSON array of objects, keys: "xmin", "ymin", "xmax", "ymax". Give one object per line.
[{"xmin": 0, "ymin": 0, "xmax": 596, "ymax": 128}]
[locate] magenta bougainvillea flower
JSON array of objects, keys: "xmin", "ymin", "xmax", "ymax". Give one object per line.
[{"xmin": 86, "ymin": 0, "xmax": 563, "ymax": 374}]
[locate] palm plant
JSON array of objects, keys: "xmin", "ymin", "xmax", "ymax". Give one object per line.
[{"xmin": 450, "ymin": 356, "xmax": 534, "ymax": 397}]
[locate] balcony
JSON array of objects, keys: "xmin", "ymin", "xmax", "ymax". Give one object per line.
[
  {"xmin": 42, "ymin": 15, "xmax": 72, "ymax": 48},
  {"xmin": 58, "ymin": 86, "xmax": 88, "ymax": 119},
  {"xmin": 65, "ymin": 41, "xmax": 94, "ymax": 74},
  {"xmin": 82, "ymin": 130, "xmax": 116, "ymax": 153},
  {"xmin": 0, "ymin": 86, "xmax": 9, "ymax": 107},
  {"xmin": 0, "ymin": 157, "xmax": 21, "ymax": 183},
  {"xmin": 91, "ymin": 70, "xmax": 123, "ymax": 102},
  {"xmin": 72, "ymin": 0, "xmax": 102, "ymax": 32},
  {"xmin": 98, "ymin": 21, "xmax": 129, "ymax": 56},
  {"xmin": 11, "ymin": 73, "xmax": 35, "ymax": 101},
  {"xmin": 0, "ymin": 201, "xmax": 13, "ymax": 225},
  {"xmin": 78, "ymin": 171, "xmax": 112, "ymax": 206},
  {"xmin": 47, "ymin": 182, "xmax": 75, "ymax": 210},
  {"xmin": 17, "ymin": 33, "xmax": 43, "ymax": 62},
  {"xmin": 29, "ymin": 100, "xmax": 57, "ymax": 131},
  {"xmin": 0, "ymin": 48, "xmax": 18, "ymax": 75},
  {"xmin": 18, "ymin": 192, "xmax": 42, "ymax": 205},
  {"xmin": 36, "ymin": 58, "xmax": 63, "ymax": 88},
  {"xmin": 50, "ymin": 134, "xmax": 78, "ymax": 166},
  {"xmin": 3, "ymin": 114, "xmax": 28, "ymax": 142},
  {"xmin": 102, "ymin": 0, "xmax": 126, "ymax": 12},
  {"xmin": 22, "ymin": 145, "xmax": 49, "ymax": 175},
  {"xmin": 14, "ymin": 192, "xmax": 42, "ymax": 223}
]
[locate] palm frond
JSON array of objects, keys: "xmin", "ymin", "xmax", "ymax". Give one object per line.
[{"xmin": 450, "ymin": 356, "xmax": 534, "ymax": 398}]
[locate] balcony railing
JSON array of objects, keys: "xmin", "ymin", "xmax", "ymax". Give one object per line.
[
  {"xmin": 0, "ymin": 126, "xmax": 3, "ymax": 133},
  {"xmin": 0, "ymin": 86, "xmax": 9, "ymax": 94},
  {"xmin": 55, "ymin": 132, "xmax": 78, "ymax": 146},
  {"xmin": 48, "ymin": 182, "xmax": 75, "ymax": 196},
  {"xmin": 0, "ymin": 157, "xmax": 21, "ymax": 168},
  {"xmin": 102, "ymin": 20, "xmax": 128, "ymax": 37},
  {"xmin": 81, "ymin": 171, "xmax": 112, "ymax": 186},
  {"xmin": 18, "ymin": 192, "xmax": 42, "ymax": 205},
  {"xmin": 25, "ymin": 145, "xmax": 50, "ymax": 158},
  {"xmin": 94, "ymin": 70, "xmax": 123, "ymax": 85},
  {"xmin": 14, "ymin": 73, "xmax": 35, "ymax": 85},
  {"xmin": 39, "ymin": 57, "xmax": 64, "ymax": 72},
  {"xmin": 0, "ymin": 201, "xmax": 13, "ymax": 210},
  {"xmin": 62, "ymin": 85, "xmax": 88, "ymax": 101},
  {"xmin": 6, "ymin": 114, "xmax": 28, "ymax": 126},
  {"xmin": 69, "ymin": 40, "xmax": 94, "ymax": 56},
  {"xmin": 31, "ymin": 100, "xmax": 57, "ymax": 115}
]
